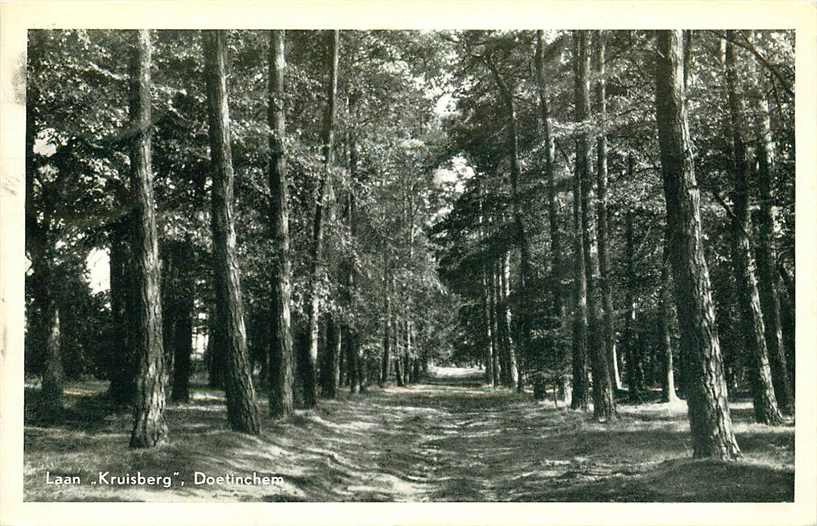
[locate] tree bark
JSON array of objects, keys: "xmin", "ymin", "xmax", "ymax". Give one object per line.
[
  {"xmin": 347, "ymin": 326, "xmax": 362, "ymax": 393},
  {"xmin": 318, "ymin": 316, "xmax": 338, "ymax": 397},
  {"xmin": 724, "ymin": 32, "xmax": 783, "ymax": 425},
  {"xmin": 345, "ymin": 106, "xmax": 364, "ymax": 394},
  {"xmin": 493, "ymin": 260, "xmax": 509, "ymax": 387},
  {"xmin": 752, "ymin": 54, "xmax": 793, "ymax": 414},
  {"xmin": 623, "ymin": 201, "xmax": 644, "ymax": 402},
  {"xmin": 160, "ymin": 244, "xmax": 178, "ymax": 390},
  {"xmin": 659, "ymin": 249, "xmax": 680, "ymax": 403},
  {"xmin": 499, "ymin": 252, "xmax": 519, "ymax": 389},
  {"xmin": 380, "ymin": 258, "xmax": 392, "ymax": 386},
  {"xmin": 570, "ymin": 31, "xmax": 591, "ymax": 412},
  {"xmin": 128, "ymin": 29, "xmax": 168, "ymax": 448},
  {"xmin": 485, "ymin": 56, "xmax": 531, "ymax": 389},
  {"xmin": 534, "ymin": 32, "xmax": 565, "ymax": 398},
  {"xmin": 592, "ymin": 30, "xmax": 623, "ymax": 395},
  {"xmin": 303, "ymin": 30, "xmax": 339, "ymax": 407},
  {"xmin": 206, "ymin": 304, "xmax": 224, "ymax": 388},
  {"xmin": 575, "ymin": 30, "xmax": 617, "ymax": 420},
  {"xmin": 108, "ymin": 216, "xmax": 137, "ymax": 404},
  {"xmin": 26, "ymin": 35, "xmax": 64, "ymax": 416},
  {"xmin": 481, "ymin": 267, "xmax": 495, "ymax": 386},
  {"xmin": 477, "ymin": 182, "xmax": 496, "ymax": 386},
  {"xmin": 654, "ymin": 30, "xmax": 741, "ymax": 460},
  {"xmin": 171, "ymin": 238, "xmax": 194, "ymax": 403},
  {"xmin": 267, "ymin": 29, "xmax": 295, "ymax": 418},
  {"xmin": 403, "ymin": 320, "xmax": 412, "ymax": 386},
  {"xmin": 203, "ymin": 29, "xmax": 261, "ymax": 434},
  {"xmin": 394, "ymin": 318, "xmax": 405, "ymax": 387},
  {"xmin": 41, "ymin": 304, "xmax": 63, "ymax": 415},
  {"xmin": 777, "ymin": 264, "xmax": 795, "ymax": 383}
]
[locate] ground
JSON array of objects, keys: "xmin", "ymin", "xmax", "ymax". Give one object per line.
[{"xmin": 24, "ymin": 366, "xmax": 794, "ymax": 502}]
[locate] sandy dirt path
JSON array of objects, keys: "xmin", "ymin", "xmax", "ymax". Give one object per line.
[{"xmin": 24, "ymin": 366, "xmax": 794, "ymax": 502}]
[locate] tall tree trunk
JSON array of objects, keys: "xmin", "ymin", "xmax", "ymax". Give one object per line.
[
  {"xmin": 334, "ymin": 326, "xmax": 343, "ymax": 389},
  {"xmin": 206, "ymin": 304, "xmax": 224, "ymax": 388},
  {"xmin": 493, "ymin": 260, "xmax": 509, "ymax": 386},
  {"xmin": 303, "ymin": 30, "xmax": 339, "ymax": 408},
  {"xmin": 160, "ymin": 244, "xmax": 178, "ymax": 390},
  {"xmin": 570, "ymin": 31, "xmax": 591, "ymax": 412},
  {"xmin": 574, "ymin": 30, "xmax": 617, "ymax": 420},
  {"xmin": 337, "ymin": 327, "xmax": 347, "ymax": 387},
  {"xmin": 777, "ymin": 264, "xmax": 795, "ymax": 383},
  {"xmin": 250, "ymin": 308, "xmax": 269, "ymax": 385},
  {"xmin": 380, "ymin": 309, "xmax": 391, "ymax": 387},
  {"xmin": 592, "ymin": 30, "xmax": 622, "ymax": 394},
  {"xmin": 485, "ymin": 57, "xmax": 531, "ymax": 388},
  {"xmin": 752, "ymin": 60, "xmax": 793, "ymax": 414},
  {"xmin": 347, "ymin": 326, "xmax": 361, "ymax": 393},
  {"xmin": 26, "ymin": 34, "xmax": 64, "ymax": 417},
  {"xmin": 724, "ymin": 33, "xmax": 783, "ymax": 425},
  {"xmin": 108, "ymin": 216, "xmax": 136, "ymax": 404},
  {"xmin": 171, "ymin": 238, "xmax": 194, "ymax": 403},
  {"xmin": 203, "ymin": 29, "xmax": 261, "ymax": 434},
  {"xmin": 394, "ymin": 319, "xmax": 404, "ymax": 387},
  {"xmin": 128, "ymin": 29, "xmax": 168, "ymax": 447},
  {"xmin": 380, "ymin": 259, "xmax": 392, "ymax": 386},
  {"xmin": 534, "ymin": 30, "xmax": 564, "ymax": 399},
  {"xmin": 171, "ymin": 296, "xmax": 194, "ymax": 404},
  {"xmin": 623, "ymin": 201, "xmax": 644, "ymax": 402},
  {"xmin": 356, "ymin": 331, "xmax": 368, "ymax": 393},
  {"xmin": 403, "ymin": 319, "xmax": 412, "ymax": 386},
  {"xmin": 654, "ymin": 30, "xmax": 741, "ymax": 460},
  {"xmin": 659, "ymin": 249, "xmax": 680, "ymax": 403},
  {"xmin": 477, "ymin": 182, "xmax": 496, "ymax": 386},
  {"xmin": 481, "ymin": 267, "xmax": 495, "ymax": 386},
  {"xmin": 41, "ymin": 303, "xmax": 63, "ymax": 415},
  {"xmin": 320, "ymin": 316, "xmax": 342, "ymax": 399},
  {"xmin": 488, "ymin": 264, "xmax": 501, "ymax": 386},
  {"xmin": 500, "ymin": 252, "xmax": 519, "ymax": 389},
  {"xmin": 267, "ymin": 29, "xmax": 295, "ymax": 418},
  {"xmin": 291, "ymin": 325, "xmax": 306, "ymax": 406},
  {"xmin": 345, "ymin": 109, "xmax": 364, "ymax": 394}
]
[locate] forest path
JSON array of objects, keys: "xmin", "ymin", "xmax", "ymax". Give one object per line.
[{"xmin": 24, "ymin": 367, "xmax": 794, "ymax": 502}]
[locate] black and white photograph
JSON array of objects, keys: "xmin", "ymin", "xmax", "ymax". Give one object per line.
[{"xmin": 1, "ymin": 1, "xmax": 816, "ymax": 524}]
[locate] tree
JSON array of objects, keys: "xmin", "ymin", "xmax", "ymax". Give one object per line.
[
  {"xmin": 107, "ymin": 215, "xmax": 136, "ymax": 404},
  {"xmin": 484, "ymin": 46, "xmax": 530, "ymax": 391},
  {"xmin": 302, "ymin": 30, "xmax": 340, "ymax": 407},
  {"xmin": 574, "ymin": 30, "xmax": 617, "ymax": 420},
  {"xmin": 25, "ymin": 30, "xmax": 64, "ymax": 417},
  {"xmin": 658, "ymin": 241, "xmax": 680, "ymax": 403},
  {"xmin": 203, "ymin": 29, "xmax": 261, "ymax": 434},
  {"xmin": 379, "ymin": 261, "xmax": 393, "ymax": 386},
  {"xmin": 534, "ymin": 30, "xmax": 568, "ymax": 400},
  {"xmin": 622, "ymin": 199, "xmax": 645, "ymax": 402},
  {"xmin": 571, "ymin": 30, "xmax": 592, "ymax": 412},
  {"xmin": 170, "ymin": 238, "xmax": 195, "ymax": 403},
  {"xmin": 128, "ymin": 29, "xmax": 168, "ymax": 448},
  {"xmin": 592, "ymin": 30, "xmax": 622, "ymax": 394},
  {"xmin": 654, "ymin": 30, "xmax": 740, "ymax": 460},
  {"xmin": 752, "ymin": 60, "xmax": 793, "ymax": 413},
  {"xmin": 267, "ymin": 29, "xmax": 295, "ymax": 418},
  {"xmin": 723, "ymin": 32, "xmax": 783, "ymax": 426}
]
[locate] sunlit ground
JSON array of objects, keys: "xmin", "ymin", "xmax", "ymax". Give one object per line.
[{"xmin": 23, "ymin": 366, "xmax": 794, "ymax": 502}]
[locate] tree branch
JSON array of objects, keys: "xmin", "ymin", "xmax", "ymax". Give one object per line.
[{"xmin": 712, "ymin": 30, "xmax": 793, "ymax": 99}]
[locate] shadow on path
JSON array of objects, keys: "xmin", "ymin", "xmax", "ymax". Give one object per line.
[{"xmin": 24, "ymin": 367, "xmax": 793, "ymax": 502}]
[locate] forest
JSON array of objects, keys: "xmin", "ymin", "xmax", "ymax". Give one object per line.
[{"xmin": 23, "ymin": 28, "xmax": 795, "ymax": 502}]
